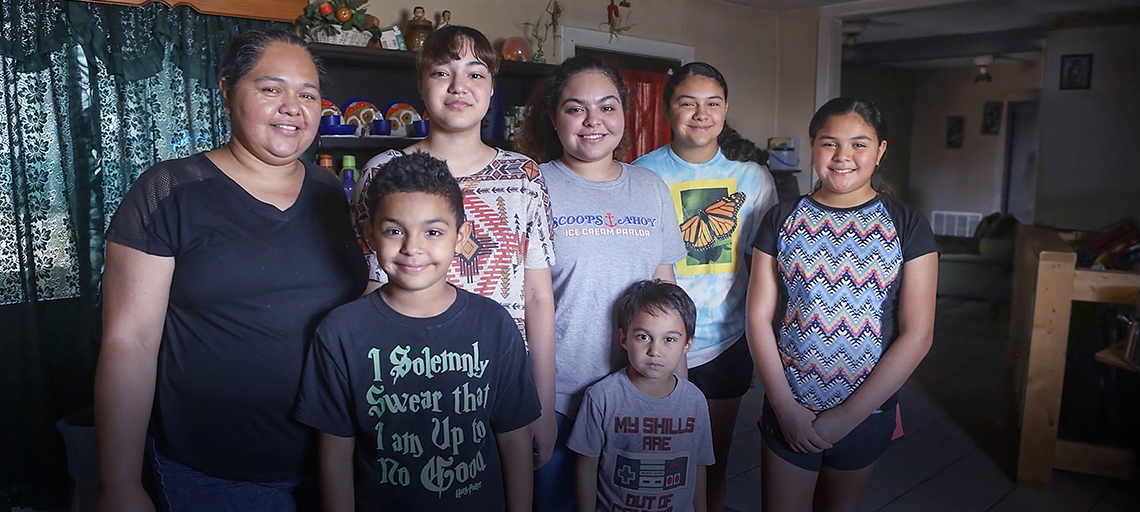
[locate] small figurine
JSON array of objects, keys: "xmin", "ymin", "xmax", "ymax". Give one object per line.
[
  {"xmin": 439, "ymin": 9, "xmax": 451, "ymax": 28},
  {"xmin": 406, "ymin": 5, "xmax": 434, "ymax": 51},
  {"xmin": 548, "ymin": 0, "xmax": 563, "ymax": 26}
]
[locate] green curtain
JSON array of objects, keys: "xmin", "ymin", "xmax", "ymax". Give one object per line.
[{"xmin": 0, "ymin": 1, "xmax": 284, "ymax": 506}]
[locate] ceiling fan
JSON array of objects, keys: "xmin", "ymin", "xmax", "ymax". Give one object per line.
[
  {"xmin": 840, "ymin": 18, "xmax": 899, "ymax": 62},
  {"xmin": 972, "ymin": 53, "xmax": 1038, "ymax": 83}
]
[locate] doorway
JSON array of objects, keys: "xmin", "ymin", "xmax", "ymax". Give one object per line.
[{"xmin": 1002, "ymin": 100, "xmax": 1039, "ymax": 223}]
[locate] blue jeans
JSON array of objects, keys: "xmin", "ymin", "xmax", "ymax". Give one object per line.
[
  {"xmin": 534, "ymin": 412, "xmax": 577, "ymax": 512},
  {"xmin": 148, "ymin": 439, "xmax": 318, "ymax": 512}
]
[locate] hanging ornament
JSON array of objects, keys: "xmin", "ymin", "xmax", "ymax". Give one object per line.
[{"xmin": 602, "ymin": 0, "xmax": 634, "ymax": 40}]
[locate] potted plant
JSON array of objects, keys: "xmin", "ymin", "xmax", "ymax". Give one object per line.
[{"xmin": 296, "ymin": 0, "xmax": 381, "ymax": 47}]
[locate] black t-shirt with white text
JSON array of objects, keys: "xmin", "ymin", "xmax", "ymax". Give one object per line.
[
  {"xmin": 105, "ymin": 153, "xmax": 367, "ymax": 481},
  {"xmin": 295, "ymin": 288, "xmax": 540, "ymax": 511}
]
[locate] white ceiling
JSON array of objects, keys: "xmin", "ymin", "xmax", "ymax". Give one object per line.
[
  {"xmin": 716, "ymin": 0, "xmax": 855, "ymax": 11},
  {"xmin": 718, "ymin": 0, "xmax": 1140, "ymax": 42},
  {"xmin": 886, "ymin": 50, "xmax": 1040, "ymax": 69},
  {"xmin": 852, "ymin": 0, "xmax": 1140, "ymax": 43}
]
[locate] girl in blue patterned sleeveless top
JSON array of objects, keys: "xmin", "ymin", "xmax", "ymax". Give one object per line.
[{"xmin": 746, "ymin": 97, "xmax": 938, "ymax": 511}]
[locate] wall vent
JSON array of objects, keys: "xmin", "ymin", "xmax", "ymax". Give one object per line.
[{"xmin": 930, "ymin": 211, "xmax": 983, "ymax": 237}]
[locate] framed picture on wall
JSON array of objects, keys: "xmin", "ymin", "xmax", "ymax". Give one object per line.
[
  {"xmin": 982, "ymin": 101, "xmax": 1003, "ymax": 135},
  {"xmin": 947, "ymin": 116, "xmax": 964, "ymax": 148},
  {"xmin": 1059, "ymin": 54, "xmax": 1093, "ymax": 90}
]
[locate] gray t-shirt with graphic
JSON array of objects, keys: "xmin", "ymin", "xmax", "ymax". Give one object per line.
[
  {"xmin": 568, "ymin": 370, "xmax": 715, "ymax": 512},
  {"xmin": 540, "ymin": 160, "xmax": 687, "ymax": 416}
]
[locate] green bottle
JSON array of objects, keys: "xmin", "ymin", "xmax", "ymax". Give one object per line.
[{"xmin": 341, "ymin": 155, "xmax": 357, "ymax": 202}]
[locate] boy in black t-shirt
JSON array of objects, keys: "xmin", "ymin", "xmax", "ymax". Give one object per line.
[{"xmin": 295, "ymin": 152, "xmax": 540, "ymax": 512}]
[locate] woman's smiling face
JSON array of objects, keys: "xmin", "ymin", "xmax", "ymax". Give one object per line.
[
  {"xmin": 223, "ymin": 42, "xmax": 321, "ymax": 165},
  {"xmin": 552, "ymin": 70, "xmax": 626, "ymax": 165}
]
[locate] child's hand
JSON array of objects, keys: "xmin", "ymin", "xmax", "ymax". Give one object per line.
[
  {"xmin": 774, "ymin": 401, "xmax": 833, "ymax": 453},
  {"xmin": 531, "ymin": 411, "xmax": 558, "ymax": 469},
  {"xmin": 811, "ymin": 407, "xmax": 862, "ymax": 445}
]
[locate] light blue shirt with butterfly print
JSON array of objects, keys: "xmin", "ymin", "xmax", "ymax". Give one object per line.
[{"xmin": 635, "ymin": 146, "xmax": 778, "ymax": 367}]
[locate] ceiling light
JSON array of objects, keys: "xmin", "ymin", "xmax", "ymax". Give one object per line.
[
  {"xmin": 842, "ymin": 34, "xmax": 859, "ymax": 62},
  {"xmin": 973, "ymin": 55, "xmax": 994, "ymax": 84},
  {"xmin": 975, "ymin": 65, "xmax": 992, "ymax": 83},
  {"xmin": 841, "ymin": 22, "xmax": 865, "ymax": 64}
]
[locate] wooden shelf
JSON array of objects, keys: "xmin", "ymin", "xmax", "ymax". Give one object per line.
[
  {"xmin": 1010, "ymin": 224, "xmax": 1140, "ymax": 485},
  {"xmin": 309, "ymin": 43, "xmax": 555, "ymax": 77},
  {"xmin": 311, "ymin": 136, "xmax": 514, "ymax": 155},
  {"xmin": 316, "ymin": 136, "xmax": 421, "ymax": 150},
  {"xmin": 1094, "ymin": 342, "xmax": 1140, "ymax": 372},
  {"xmin": 305, "ymin": 43, "xmax": 539, "ymax": 168},
  {"xmin": 78, "ymin": 0, "xmax": 304, "ymax": 23}
]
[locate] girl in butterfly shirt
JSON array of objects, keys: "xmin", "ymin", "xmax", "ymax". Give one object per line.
[
  {"xmin": 514, "ymin": 56, "xmax": 687, "ymax": 512},
  {"xmin": 350, "ymin": 26, "xmax": 560, "ymax": 469},
  {"xmin": 632, "ymin": 62, "xmax": 778, "ymax": 512},
  {"xmin": 746, "ymin": 97, "xmax": 937, "ymax": 512}
]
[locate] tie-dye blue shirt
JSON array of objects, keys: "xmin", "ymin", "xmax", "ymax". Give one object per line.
[
  {"xmin": 635, "ymin": 146, "xmax": 778, "ymax": 366},
  {"xmin": 753, "ymin": 194, "xmax": 936, "ymax": 411}
]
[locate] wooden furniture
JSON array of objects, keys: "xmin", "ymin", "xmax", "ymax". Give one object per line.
[
  {"xmin": 77, "ymin": 0, "xmax": 306, "ymax": 23},
  {"xmin": 309, "ymin": 43, "xmax": 554, "ymax": 165},
  {"xmin": 1010, "ymin": 224, "xmax": 1140, "ymax": 486},
  {"xmin": 1095, "ymin": 342, "xmax": 1140, "ymax": 372}
]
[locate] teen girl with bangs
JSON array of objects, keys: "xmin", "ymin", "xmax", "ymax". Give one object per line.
[{"xmin": 350, "ymin": 25, "xmax": 559, "ymax": 471}]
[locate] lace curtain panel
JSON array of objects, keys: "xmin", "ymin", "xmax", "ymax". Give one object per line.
[{"xmin": 0, "ymin": 1, "xmax": 281, "ymax": 506}]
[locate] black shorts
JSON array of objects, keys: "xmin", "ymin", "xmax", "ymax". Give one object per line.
[
  {"xmin": 689, "ymin": 335, "xmax": 753, "ymax": 400},
  {"xmin": 759, "ymin": 397, "xmax": 896, "ymax": 471}
]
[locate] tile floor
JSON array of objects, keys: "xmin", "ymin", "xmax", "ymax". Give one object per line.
[{"xmin": 722, "ymin": 299, "xmax": 1140, "ymax": 512}]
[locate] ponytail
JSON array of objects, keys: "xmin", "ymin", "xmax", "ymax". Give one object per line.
[{"xmin": 717, "ymin": 124, "xmax": 768, "ymax": 166}]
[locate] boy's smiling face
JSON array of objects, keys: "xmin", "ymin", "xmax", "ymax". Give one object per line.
[
  {"xmin": 620, "ymin": 308, "xmax": 692, "ymax": 388},
  {"xmin": 367, "ymin": 191, "xmax": 468, "ymax": 299}
]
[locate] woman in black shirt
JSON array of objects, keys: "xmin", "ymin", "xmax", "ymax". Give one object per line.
[{"xmin": 94, "ymin": 29, "xmax": 365, "ymax": 512}]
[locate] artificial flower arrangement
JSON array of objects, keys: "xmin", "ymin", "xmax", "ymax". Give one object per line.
[{"xmin": 296, "ymin": 0, "xmax": 382, "ymax": 46}]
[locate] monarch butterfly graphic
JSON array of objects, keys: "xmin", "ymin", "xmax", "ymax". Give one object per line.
[{"xmin": 679, "ymin": 192, "xmax": 746, "ymax": 251}]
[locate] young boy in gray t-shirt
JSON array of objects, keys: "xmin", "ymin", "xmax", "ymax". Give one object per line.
[{"xmin": 568, "ymin": 281, "xmax": 715, "ymax": 512}]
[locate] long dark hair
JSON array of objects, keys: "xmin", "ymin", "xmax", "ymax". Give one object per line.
[
  {"xmin": 809, "ymin": 97, "xmax": 892, "ymax": 194},
  {"xmin": 514, "ymin": 56, "xmax": 630, "ymax": 163},
  {"xmin": 663, "ymin": 62, "xmax": 767, "ymax": 165}
]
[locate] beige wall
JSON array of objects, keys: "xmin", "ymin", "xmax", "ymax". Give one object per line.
[
  {"xmin": 841, "ymin": 64, "xmax": 917, "ymax": 201},
  {"xmin": 775, "ymin": 7, "xmax": 820, "ymax": 193},
  {"xmin": 1036, "ymin": 24, "xmax": 1140, "ymax": 230},
  {"xmin": 907, "ymin": 60, "xmax": 1042, "ymax": 219},
  {"xmin": 361, "ymin": 0, "xmax": 780, "ymax": 152}
]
